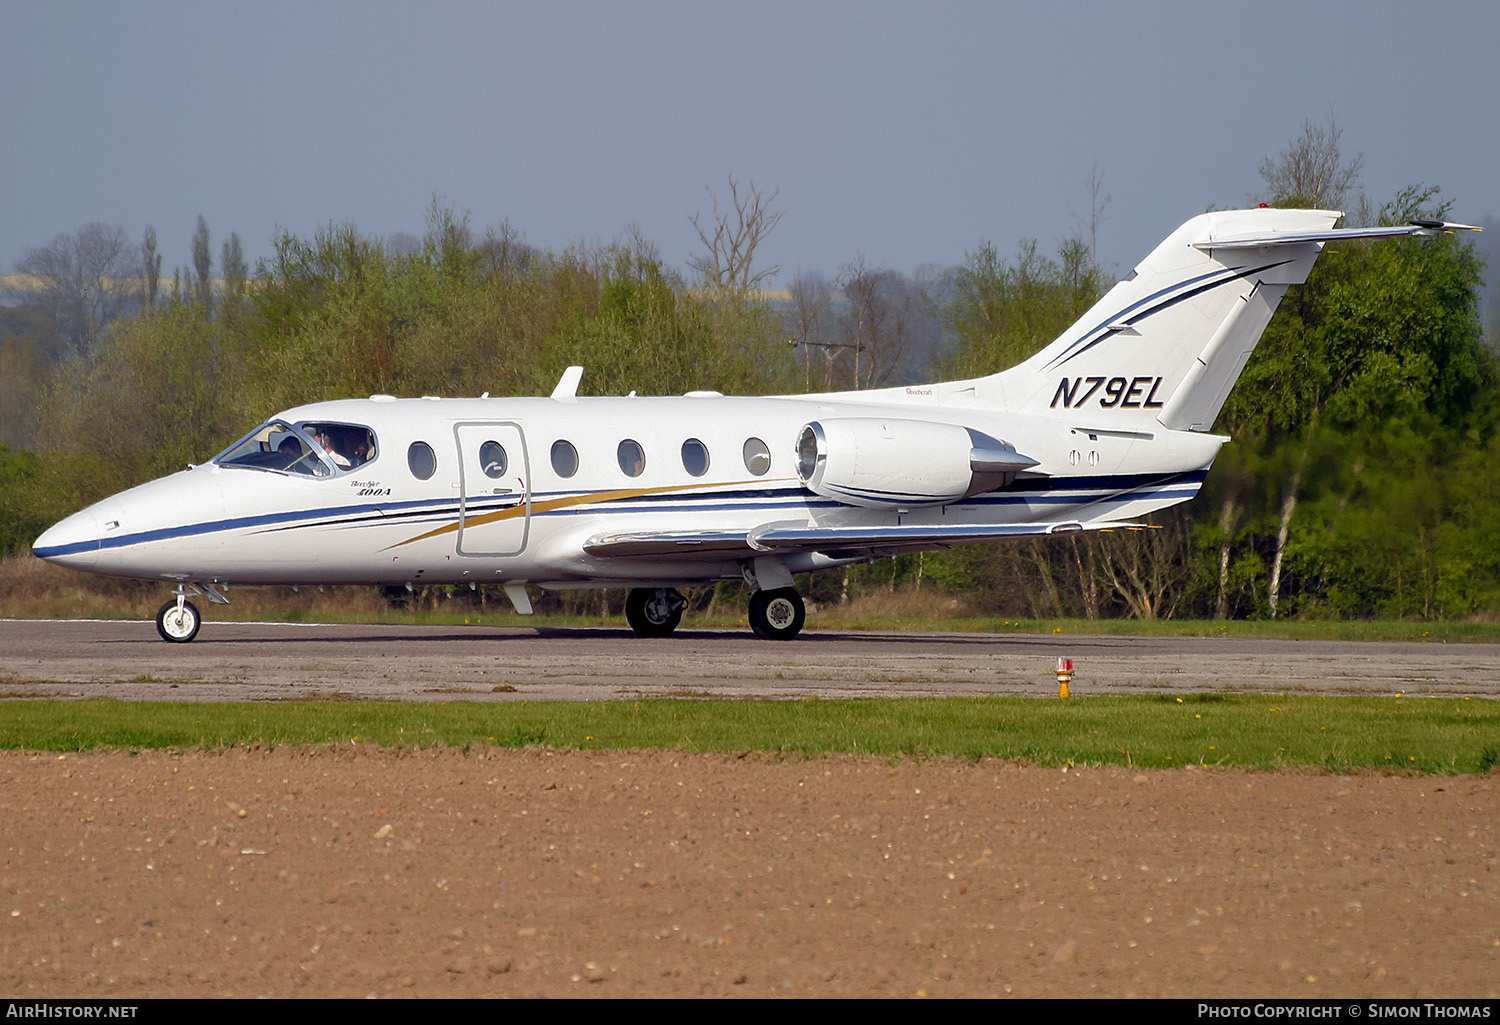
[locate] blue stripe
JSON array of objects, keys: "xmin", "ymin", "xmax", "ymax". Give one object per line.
[
  {"xmin": 33, "ymin": 496, "xmax": 513, "ymax": 559},
  {"xmin": 1043, "ymin": 260, "xmax": 1291, "ymax": 370},
  {"xmin": 34, "ymin": 469, "xmax": 1207, "ymax": 558}
]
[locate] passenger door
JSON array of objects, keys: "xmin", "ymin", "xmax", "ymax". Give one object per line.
[{"xmin": 453, "ymin": 422, "xmax": 530, "ymax": 556}]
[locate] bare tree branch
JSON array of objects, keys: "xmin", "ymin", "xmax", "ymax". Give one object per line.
[
  {"xmin": 688, "ymin": 175, "xmax": 783, "ymax": 298},
  {"xmin": 1256, "ymin": 113, "xmax": 1364, "ymax": 211},
  {"xmin": 14, "ymin": 222, "xmax": 134, "ymax": 361}
]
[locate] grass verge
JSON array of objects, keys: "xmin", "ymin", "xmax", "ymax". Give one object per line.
[{"xmin": 2, "ymin": 694, "xmax": 1496, "ymax": 773}]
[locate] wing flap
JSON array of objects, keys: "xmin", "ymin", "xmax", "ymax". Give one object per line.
[
  {"xmin": 749, "ymin": 520, "xmax": 1141, "ymax": 553},
  {"xmin": 584, "ymin": 519, "xmax": 1146, "ymax": 560},
  {"xmin": 582, "ymin": 530, "xmax": 759, "ymax": 558}
]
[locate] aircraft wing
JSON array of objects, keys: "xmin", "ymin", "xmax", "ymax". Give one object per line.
[
  {"xmin": 584, "ymin": 519, "xmax": 1147, "ymax": 560},
  {"xmin": 1191, "ymin": 219, "xmax": 1481, "ymax": 250},
  {"xmin": 580, "ymin": 530, "xmax": 764, "ymax": 558}
]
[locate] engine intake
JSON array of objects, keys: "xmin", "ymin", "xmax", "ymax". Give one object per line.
[{"xmin": 796, "ymin": 418, "xmax": 1037, "ymax": 509}]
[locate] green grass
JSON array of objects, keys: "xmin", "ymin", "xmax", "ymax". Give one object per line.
[{"xmin": 2, "ymin": 694, "xmax": 1496, "ymax": 773}]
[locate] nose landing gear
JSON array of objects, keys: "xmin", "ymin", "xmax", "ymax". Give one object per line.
[
  {"xmin": 152, "ymin": 583, "xmax": 229, "ymax": 643},
  {"xmin": 156, "ymin": 595, "xmax": 201, "ymax": 643}
]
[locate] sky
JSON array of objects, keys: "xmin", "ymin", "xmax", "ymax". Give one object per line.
[{"xmin": 4, "ymin": 0, "xmax": 1497, "ymax": 287}]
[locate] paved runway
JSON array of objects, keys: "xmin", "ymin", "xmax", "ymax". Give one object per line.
[{"xmin": 3, "ymin": 618, "xmax": 1497, "ymax": 702}]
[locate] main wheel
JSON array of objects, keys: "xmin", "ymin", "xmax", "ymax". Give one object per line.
[
  {"xmin": 625, "ymin": 587, "xmax": 684, "ymax": 637},
  {"xmin": 156, "ymin": 599, "xmax": 201, "ymax": 643},
  {"xmin": 748, "ymin": 588, "xmax": 805, "ymax": 641}
]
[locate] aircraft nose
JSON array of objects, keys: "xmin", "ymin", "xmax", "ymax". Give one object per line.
[{"xmin": 33, "ymin": 508, "xmax": 102, "ymax": 570}]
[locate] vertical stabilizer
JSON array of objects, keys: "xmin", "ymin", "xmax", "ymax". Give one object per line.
[{"xmin": 995, "ymin": 208, "xmax": 1342, "ymax": 431}]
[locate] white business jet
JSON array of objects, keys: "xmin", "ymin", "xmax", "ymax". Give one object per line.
[{"xmin": 33, "ymin": 208, "xmax": 1478, "ymax": 642}]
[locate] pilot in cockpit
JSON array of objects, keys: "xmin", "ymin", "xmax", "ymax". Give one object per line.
[{"xmin": 315, "ymin": 430, "xmax": 353, "ymax": 469}]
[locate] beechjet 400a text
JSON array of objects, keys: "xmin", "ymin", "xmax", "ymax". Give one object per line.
[{"xmin": 34, "ymin": 208, "xmax": 1479, "ymax": 642}]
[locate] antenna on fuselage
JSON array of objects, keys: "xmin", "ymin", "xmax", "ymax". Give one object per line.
[{"xmin": 551, "ymin": 365, "xmax": 584, "ymax": 400}]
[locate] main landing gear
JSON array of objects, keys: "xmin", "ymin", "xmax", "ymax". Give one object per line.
[
  {"xmin": 742, "ymin": 557, "xmax": 806, "ymax": 641},
  {"xmin": 625, "ymin": 587, "xmax": 686, "ymax": 637},
  {"xmin": 748, "ymin": 588, "xmax": 805, "ymax": 641},
  {"xmin": 624, "ymin": 585, "xmax": 807, "ymax": 640}
]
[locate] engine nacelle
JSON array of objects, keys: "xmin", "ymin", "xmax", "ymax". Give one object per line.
[{"xmin": 795, "ymin": 418, "xmax": 1037, "ymax": 509}]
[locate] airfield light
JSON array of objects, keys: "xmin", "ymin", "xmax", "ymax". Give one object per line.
[{"xmin": 1055, "ymin": 657, "xmax": 1074, "ymax": 698}]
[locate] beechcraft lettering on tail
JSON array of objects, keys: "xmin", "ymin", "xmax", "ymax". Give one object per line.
[{"xmin": 34, "ymin": 208, "xmax": 1479, "ymax": 642}]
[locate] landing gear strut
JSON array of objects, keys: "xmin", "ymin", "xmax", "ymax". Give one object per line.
[
  {"xmin": 748, "ymin": 587, "xmax": 805, "ymax": 641},
  {"xmin": 625, "ymin": 587, "xmax": 685, "ymax": 637},
  {"xmin": 153, "ymin": 583, "xmax": 228, "ymax": 643},
  {"xmin": 156, "ymin": 596, "xmax": 201, "ymax": 643}
]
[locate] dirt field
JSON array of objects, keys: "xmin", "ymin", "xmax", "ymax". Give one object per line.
[
  {"xmin": 1, "ymin": 745, "xmax": 1496, "ymax": 999},
  {"xmin": 3, "ymin": 620, "xmax": 1497, "ymax": 998}
]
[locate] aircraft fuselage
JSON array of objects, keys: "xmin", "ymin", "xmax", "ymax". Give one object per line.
[{"xmin": 34, "ymin": 391, "xmax": 1222, "ymax": 591}]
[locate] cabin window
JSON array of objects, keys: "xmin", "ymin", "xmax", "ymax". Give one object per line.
[
  {"xmin": 617, "ymin": 440, "xmax": 645, "ymax": 478},
  {"xmin": 479, "ymin": 440, "xmax": 508, "ymax": 479},
  {"xmin": 551, "ymin": 440, "xmax": 578, "ymax": 478},
  {"xmin": 742, "ymin": 437, "xmax": 771, "ymax": 476},
  {"xmin": 681, "ymin": 438, "xmax": 709, "ymax": 477},
  {"xmin": 408, "ymin": 441, "xmax": 437, "ymax": 480}
]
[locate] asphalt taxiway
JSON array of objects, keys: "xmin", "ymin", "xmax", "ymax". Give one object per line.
[{"xmin": 3, "ymin": 618, "xmax": 1496, "ymax": 702}]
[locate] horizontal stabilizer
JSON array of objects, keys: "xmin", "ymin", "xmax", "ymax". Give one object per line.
[{"xmin": 1191, "ymin": 220, "xmax": 1481, "ymax": 251}]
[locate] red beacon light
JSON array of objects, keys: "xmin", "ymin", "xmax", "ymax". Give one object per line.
[{"xmin": 1055, "ymin": 657, "xmax": 1075, "ymax": 698}]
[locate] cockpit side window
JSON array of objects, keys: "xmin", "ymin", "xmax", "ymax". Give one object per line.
[
  {"xmin": 299, "ymin": 422, "xmax": 377, "ymax": 470},
  {"xmin": 213, "ymin": 420, "xmax": 377, "ymax": 478}
]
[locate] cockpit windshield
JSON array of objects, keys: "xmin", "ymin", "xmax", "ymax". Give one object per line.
[{"xmin": 213, "ymin": 420, "xmax": 377, "ymax": 477}]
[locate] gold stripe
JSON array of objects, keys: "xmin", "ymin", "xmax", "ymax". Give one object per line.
[{"xmin": 384, "ymin": 479, "xmax": 786, "ymax": 550}]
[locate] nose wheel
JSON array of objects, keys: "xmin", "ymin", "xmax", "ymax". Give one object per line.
[
  {"xmin": 156, "ymin": 598, "xmax": 201, "ymax": 643},
  {"xmin": 625, "ymin": 587, "xmax": 685, "ymax": 637},
  {"xmin": 748, "ymin": 588, "xmax": 805, "ymax": 641}
]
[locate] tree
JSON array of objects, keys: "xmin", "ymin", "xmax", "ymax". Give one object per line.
[
  {"xmin": 1078, "ymin": 161, "xmax": 1111, "ymax": 264},
  {"xmin": 1212, "ymin": 174, "xmax": 1491, "ymax": 618},
  {"xmin": 38, "ymin": 302, "xmax": 249, "ymax": 506},
  {"xmin": 688, "ymin": 175, "xmax": 783, "ymax": 300},
  {"xmin": 221, "ymin": 232, "xmax": 247, "ymax": 302},
  {"xmin": 1255, "ymin": 113, "xmax": 1364, "ymax": 211},
  {"xmin": 476, "ymin": 218, "xmax": 537, "ymax": 282},
  {"xmin": 191, "ymin": 215, "xmax": 213, "ymax": 307},
  {"xmin": 943, "ymin": 236, "xmax": 1106, "ymax": 379},
  {"xmin": 423, "ymin": 194, "xmax": 478, "ymax": 281},
  {"xmin": 0, "ymin": 306, "xmax": 53, "ymax": 450},
  {"xmin": 140, "ymin": 226, "xmax": 161, "ymax": 313},
  {"xmin": 542, "ymin": 245, "xmax": 714, "ymax": 397},
  {"xmin": 11, "ymin": 222, "xmax": 135, "ymax": 362},
  {"xmin": 786, "ymin": 271, "xmax": 836, "ymax": 391},
  {"xmin": 834, "ymin": 257, "xmax": 919, "ymax": 390},
  {"xmin": 0, "ymin": 445, "xmax": 49, "ymax": 557},
  {"xmin": 1225, "ymin": 117, "xmax": 1368, "ymax": 616}
]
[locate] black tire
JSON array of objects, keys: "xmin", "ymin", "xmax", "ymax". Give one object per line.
[
  {"xmin": 156, "ymin": 599, "xmax": 201, "ymax": 643},
  {"xmin": 748, "ymin": 588, "xmax": 805, "ymax": 641},
  {"xmin": 625, "ymin": 587, "xmax": 684, "ymax": 637}
]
